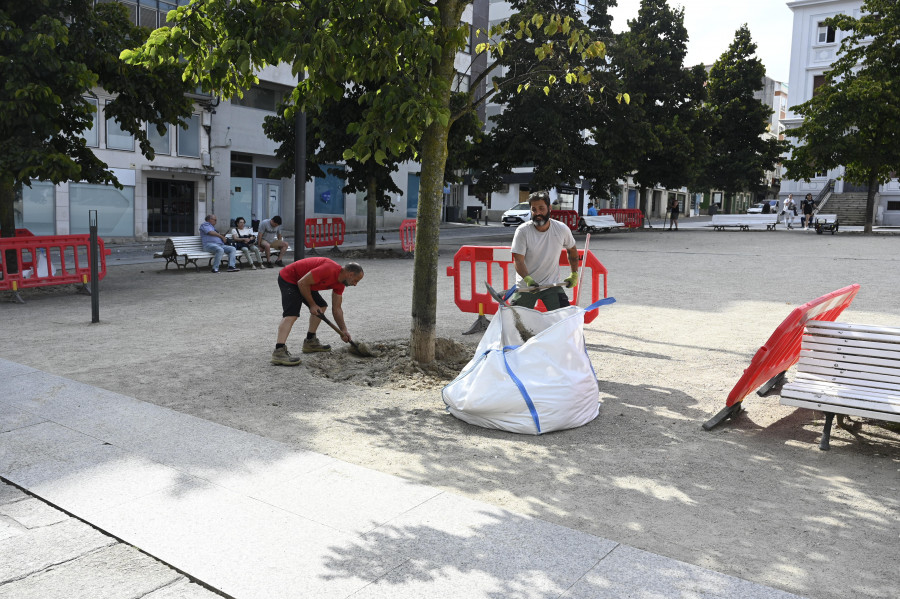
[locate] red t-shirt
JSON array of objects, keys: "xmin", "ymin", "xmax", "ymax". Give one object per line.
[{"xmin": 279, "ymin": 257, "xmax": 345, "ymax": 295}]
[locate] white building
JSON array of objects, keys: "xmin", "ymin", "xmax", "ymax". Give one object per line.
[
  {"xmin": 782, "ymin": 0, "xmax": 900, "ymax": 224},
  {"xmin": 15, "ymin": 0, "xmax": 487, "ymax": 239}
]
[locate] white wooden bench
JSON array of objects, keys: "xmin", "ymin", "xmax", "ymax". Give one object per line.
[
  {"xmin": 578, "ymin": 215, "xmax": 625, "ymax": 233},
  {"xmin": 812, "ymin": 213, "xmax": 839, "ymax": 235},
  {"xmin": 780, "ymin": 321, "xmax": 900, "ymax": 450},
  {"xmin": 153, "ymin": 235, "xmax": 289, "ymax": 270},
  {"xmin": 710, "ymin": 214, "xmax": 779, "ymax": 231}
]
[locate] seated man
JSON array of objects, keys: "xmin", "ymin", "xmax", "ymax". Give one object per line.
[
  {"xmin": 258, "ymin": 215, "xmax": 289, "ymax": 267},
  {"xmin": 586, "ymin": 202, "xmax": 598, "ymax": 216},
  {"xmin": 199, "ymin": 214, "xmax": 238, "ymax": 273}
]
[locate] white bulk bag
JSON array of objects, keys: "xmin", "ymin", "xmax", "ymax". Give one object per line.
[{"xmin": 442, "ymin": 297, "xmax": 615, "ymax": 434}]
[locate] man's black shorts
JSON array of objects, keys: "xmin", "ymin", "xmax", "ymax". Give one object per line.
[{"xmin": 278, "ymin": 276, "xmax": 328, "ymax": 317}]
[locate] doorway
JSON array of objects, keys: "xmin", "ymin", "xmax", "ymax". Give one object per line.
[{"xmin": 147, "ymin": 179, "xmax": 195, "ymax": 236}]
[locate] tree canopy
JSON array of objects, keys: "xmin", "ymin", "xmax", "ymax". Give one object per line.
[
  {"xmin": 0, "ymin": 0, "xmax": 195, "ymax": 236},
  {"xmin": 784, "ymin": 0, "xmax": 900, "ymax": 232},
  {"xmin": 610, "ymin": 0, "xmax": 706, "ymax": 215},
  {"xmin": 704, "ymin": 25, "xmax": 787, "ymax": 205}
]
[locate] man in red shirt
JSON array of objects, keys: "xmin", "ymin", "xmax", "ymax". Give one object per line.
[{"xmin": 272, "ymin": 257, "xmax": 364, "ymax": 366}]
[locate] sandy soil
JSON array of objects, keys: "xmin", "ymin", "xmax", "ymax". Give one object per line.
[{"xmin": 2, "ymin": 228, "xmax": 899, "ymax": 599}]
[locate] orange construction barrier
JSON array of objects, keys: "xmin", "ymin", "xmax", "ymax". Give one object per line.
[
  {"xmin": 446, "ymin": 245, "xmax": 608, "ymax": 333},
  {"xmin": 703, "ymin": 284, "xmax": 860, "ymax": 430},
  {"xmin": 598, "ymin": 209, "xmax": 643, "ymax": 228},
  {"xmin": 304, "ymin": 217, "xmax": 345, "ymax": 251},
  {"xmin": 0, "ymin": 234, "xmax": 111, "ymax": 303},
  {"xmin": 550, "ymin": 210, "xmax": 579, "ymax": 231},
  {"xmin": 400, "ymin": 219, "xmax": 416, "ymax": 252}
]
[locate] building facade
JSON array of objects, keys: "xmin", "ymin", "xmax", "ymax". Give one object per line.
[
  {"xmin": 781, "ymin": 0, "xmax": 900, "ymax": 224},
  {"xmin": 14, "ymin": 0, "xmax": 488, "ymax": 240}
]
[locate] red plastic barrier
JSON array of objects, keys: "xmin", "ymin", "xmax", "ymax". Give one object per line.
[
  {"xmin": 598, "ymin": 209, "xmax": 643, "ymax": 228},
  {"xmin": 304, "ymin": 217, "xmax": 345, "ymax": 249},
  {"xmin": 400, "ymin": 219, "xmax": 416, "ymax": 252},
  {"xmin": 703, "ymin": 284, "xmax": 860, "ymax": 429},
  {"xmin": 550, "ymin": 210, "xmax": 579, "ymax": 231},
  {"xmin": 446, "ymin": 245, "xmax": 608, "ymax": 324},
  {"xmin": 0, "ymin": 234, "xmax": 111, "ymax": 295}
]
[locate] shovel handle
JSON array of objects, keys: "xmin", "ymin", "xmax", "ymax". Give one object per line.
[{"xmin": 315, "ymin": 312, "xmax": 359, "ymax": 350}]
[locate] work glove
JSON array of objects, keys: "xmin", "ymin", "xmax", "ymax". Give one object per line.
[
  {"xmin": 564, "ymin": 271, "xmax": 579, "ymax": 288},
  {"xmin": 522, "ymin": 275, "xmax": 536, "ymax": 288}
]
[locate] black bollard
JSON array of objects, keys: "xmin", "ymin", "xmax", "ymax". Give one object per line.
[{"xmin": 89, "ymin": 210, "xmax": 99, "ymax": 323}]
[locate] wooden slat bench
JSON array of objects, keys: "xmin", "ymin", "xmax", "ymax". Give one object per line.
[
  {"xmin": 578, "ymin": 215, "xmax": 625, "ymax": 233},
  {"xmin": 153, "ymin": 236, "xmax": 291, "ymax": 270},
  {"xmin": 710, "ymin": 214, "xmax": 779, "ymax": 231},
  {"xmin": 812, "ymin": 214, "xmax": 839, "ymax": 234},
  {"xmin": 780, "ymin": 321, "xmax": 900, "ymax": 450}
]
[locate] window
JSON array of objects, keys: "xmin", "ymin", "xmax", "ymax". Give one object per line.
[
  {"xmin": 16, "ymin": 181, "xmax": 56, "ymax": 235},
  {"xmin": 461, "ymin": 22, "xmax": 472, "ymax": 53},
  {"xmin": 887, "ymin": 201, "xmax": 900, "ymax": 211},
  {"xmin": 817, "ymin": 22, "xmax": 836, "ymax": 44},
  {"xmin": 81, "ymin": 97, "xmax": 99, "ymax": 147},
  {"xmin": 70, "ymin": 182, "xmax": 135, "ymax": 237},
  {"xmin": 176, "ymin": 114, "xmax": 200, "ymax": 157},
  {"xmin": 231, "ymin": 85, "xmax": 279, "ymax": 111},
  {"xmin": 148, "ymin": 122, "xmax": 170, "ymax": 155},
  {"xmin": 453, "ymin": 72, "xmax": 470, "ymax": 93},
  {"xmin": 105, "ymin": 101, "xmax": 134, "ymax": 151},
  {"xmin": 813, "ymin": 75, "xmax": 826, "ymax": 96}
]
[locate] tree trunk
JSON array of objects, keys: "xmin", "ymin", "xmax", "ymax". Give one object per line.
[
  {"xmin": 638, "ymin": 185, "xmax": 649, "ymax": 227},
  {"xmin": 0, "ymin": 175, "xmax": 18, "ymax": 272},
  {"xmin": 366, "ymin": 176, "xmax": 377, "ymax": 252},
  {"xmin": 409, "ymin": 0, "xmax": 463, "ymax": 364},
  {"xmin": 864, "ymin": 170, "xmax": 877, "ymax": 234}
]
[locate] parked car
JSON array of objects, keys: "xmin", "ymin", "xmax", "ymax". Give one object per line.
[
  {"xmin": 502, "ymin": 202, "xmax": 531, "ymax": 227},
  {"xmin": 747, "ymin": 201, "xmax": 777, "ymax": 214}
]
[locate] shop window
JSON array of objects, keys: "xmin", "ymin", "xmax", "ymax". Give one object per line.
[
  {"xmin": 16, "ymin": 182, "xmax": 56, "ymax": 235},
  {"xmin": 70, "ymin": 183, "xmax": 135, "ymax": 236},
  {"xmin": 315, "ymin": 165, "xmax": 346, "ymax": 216}
]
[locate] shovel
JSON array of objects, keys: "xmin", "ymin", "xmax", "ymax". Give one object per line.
[{"xmin": 315, "ymin": 312, "xmax": 375, "ymax": 357}]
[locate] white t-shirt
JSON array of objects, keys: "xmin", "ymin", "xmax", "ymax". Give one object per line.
[{"xmin": 510, "ymin": 219, "xmax": 576, "ymax": 286}]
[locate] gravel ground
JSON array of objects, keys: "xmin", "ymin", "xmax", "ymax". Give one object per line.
[{"xmin": 2, "ymin": 227, "xmax": 899, "ymax": 599}]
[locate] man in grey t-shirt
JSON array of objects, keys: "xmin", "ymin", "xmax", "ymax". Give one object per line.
[
  {"xmin": 509, "ymin": 191, "xmax": 579, "ymax": 310},
  {"xmin": 258, "ymin": 215, "xmax": 288, "ymax": 267}
]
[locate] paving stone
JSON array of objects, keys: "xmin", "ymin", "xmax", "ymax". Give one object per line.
[
  {"xmin": 0, "ymin": 518, "xmax": 114, "ymax": 581},
  {"xmin": 0, "ymin": 403, "xmax": 45, "ymax": 434},
  {"xmin": 0, "ymin": 482, "xmax": 26, "ymax": 505},
  {"xmin": 0, "ymin": 516, "xmax": 26, "ymax": 542},
  {"xmin": 143, "ymin": 578, "xmax": 223, "ymax": 599},
  {"xmin": 0, "ymin": 497, "xmax": 67, "ymax": 528},
  {"xmin": 0, "ymin": 543, "xmax": 181, "ymax": 599},
  {"xmin": 560, "ymin": 544, "xmax": 804, "ymax": 599}
]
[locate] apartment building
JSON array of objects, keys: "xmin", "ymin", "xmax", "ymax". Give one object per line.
[{"xmin": 781, "ymin": 0, "xmax": 900, "ymax": 224}]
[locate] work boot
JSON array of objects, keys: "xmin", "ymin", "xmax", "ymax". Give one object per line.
[
  {"xmin": 271, "ymin": 347, "xmax": 301, "ymax": 366},
  {"xmin": 302, "ymin": 337, "xmax": 332, "ymax": 353}
]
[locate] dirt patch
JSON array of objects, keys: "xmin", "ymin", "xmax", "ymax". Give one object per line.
[{"xmin": 304, "ymin": 337, "xmax": 476, "ymax": 390}]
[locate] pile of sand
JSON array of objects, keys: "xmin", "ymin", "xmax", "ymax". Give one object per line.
[{"xmin": 303, "ymin": 337, "xmax": 476, "ymax": 390}]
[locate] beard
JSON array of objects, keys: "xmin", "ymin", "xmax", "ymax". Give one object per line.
[{"xmin": 532, "ymin": 214, "xmax": 549, "ymax": 226}]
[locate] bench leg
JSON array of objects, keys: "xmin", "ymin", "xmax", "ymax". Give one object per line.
[{"xmin": 819, "ymin": 412, "xmax": 835, "ymax": 451}]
